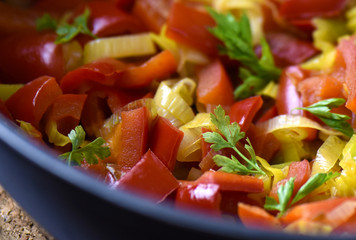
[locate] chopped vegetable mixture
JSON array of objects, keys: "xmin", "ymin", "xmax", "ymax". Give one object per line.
[{"xmin": 2, "ymin": 0, "xmax": 356, "ymax": 236}]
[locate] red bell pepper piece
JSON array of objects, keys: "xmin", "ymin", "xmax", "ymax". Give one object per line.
[
  {"xmin": 276, "ymin": 66, "xmax": 308, "ymax": 115},
  {"xmin": 297, "ymin": 75, "xmax": 344, "ymax": 107},
  {"xmin": 5, "ymin": 76, "xmax": 62, "ymax": 128},
  {"xmin": 0, "ymin": 32, "xmax": 65, "ymax": 84},
  {"xmin": 115, "ymin": 106, "xmax": 149, "ymax": 171},
  {"xmin": 116, "ymin": 0, "xmax": 135, "ymax": 11},
  {"xmin": 196, "ymin": 170, "xmax": 264, "ymax": 193},
  {"xmin": 279, "ymin": 0, "xmax": 347, "ymax": 21},
  {"xmin": 246, "ymin": 124, "xmax": 280, "ymax": 162},
  {"xmin": 197, "ymin": 59, "xmax": 234, "ymax": 107},
  {"xmin": 76, "ymin": 1, "xmax": 145, "ymax": 37},
  {"xmin": 337, "ymin": 37, "xmax": 356, "ymax": 114},
  {"xmin": 60, "ymin": 50, "xmax": 177, "ymax": 93},
  {"xmin": 0, "ymin": 2, "xmax": 41, "ymax": 37},
  {"xmin": 229, "ymin": 96, "xmax": 263, "ymax": 132},
  {"xmin": 238, "ymin": 202, "xmax": 281, "ymax": 230},
  {"xmin": 175, "ymin": 182, "xmax": 221, "ymax": 216},
  {"xmin": 166, "ymin": 1, "xmax": 219, "ymax": 56},
  {"xmin": 149, "ymin": 116, "xmax": 184, "ymax": 171},
  {"xmin": 256, "ymin": 105, "xmax": 278, "ymax": 124},
  {"xmin": 265, "ymin": 32, "xmax": 319, "ymax": 68},
  {"xmin": 269, "ymin": 159, "xmax": 311, "ymax": 202},
  {"xmin": 60, "ymin": 58, "xmax": 129, "ymax": 93},
  {"xmin": 221, "ymin": 191, "xmax": 262, "ymax": 216},
  {"xmin": 116, "ymin": 150, "xmax": 179, "ymax": 203},
  {"xmin": 280, "ymin": 197, "xmax": 356, "ymax": 226},
  {"xmin": 132, "ymin": 0, "xmax": 173, "ymax": 33},
  {"xmin": 115, "ymin": 50, "xmax": 178, "ymax": 89},
  {"xmin": 43, "ymin": 94, "xmax": 87, "ymax": 135},
  {"xmin": 276, "ymin": 66, "xmax": 318, "ymax": 140}
]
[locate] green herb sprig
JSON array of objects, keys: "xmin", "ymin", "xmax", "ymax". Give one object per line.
[
  {"xmin": 59, "ymin": 125, "xmax": 110, "ymax": 165},
  {"xmin": 36, "ymin": 8, "xmax": 96, "ymax": 44},
  {"xmin": 264, "ymin": 172, "xmax": 339, "ymax": 217},
  {"xmin": 206, "ymin": 8, "xmax": 281, "ymax": 100},
  {"xmin": 295, "ymin": 98, "xmax": 354, "ymax": 138},
  {"xmin": 202, "ymin": 106, "xmax": 265, "ymax": 175}
]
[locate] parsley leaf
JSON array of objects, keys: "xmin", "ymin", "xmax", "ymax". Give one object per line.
[
  {"xmin": 36, "ymin": 13, "xmax": 57, "ymax": 31},
  {"xmin": 264, "ymin": 172, "xmax": 339, "ymax": 217},
  {"xmin": 202, "ymin": 106, "xmax": 265, "ymax": 175},
  {"xmin": 295, "ymin": 98, "xmax": 354, "ymax": 138},
  {"xmin": 291, "ymin": 172, "xmax": 339, "ymax": 205},
  {"xmin": 36, "ymin": 8, "xmax": 96, "ymax": 44},
  {"xmin": 265, "ymin": 177, "xmax": 294, "ymax": 217},
  {"xmin": 206, "ymin": 8, "xmax": 281, "ymax": 100},
  {"xmin": 59, "ymin": 125, "xmax": 110, "ymax": 165}
]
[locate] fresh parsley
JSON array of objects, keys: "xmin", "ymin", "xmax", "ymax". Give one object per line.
[
  {"xmin": 264, "ymin": 172, "xmax": 339, "ymax": 217},
  {"xmin": 202, "ymin": 105, "xmax": 265, "ymax": 175},
  {"xmin": 295, "ymin": 98, "xmax": 354, "ymax": 138},
  {"xmin": 59, "ymin": 125, "xmax": 110, "ymax": 165},
  {"xmin": 206, "ymin": 8, "xmax": 281, "ymax": 100},
  {"xmin": 36, "ymin": 8, "xmax": 96, "ymax": 44}
]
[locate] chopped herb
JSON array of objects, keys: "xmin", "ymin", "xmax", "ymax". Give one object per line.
[
  {"xmin": 264, "ymin": 172, "xmax": 339, "ymax": 217},
  {"xmin": 295, "ymin": 98, "xmax": 354, "ymax": 138},
  {"xmin": 36, "ymin": 8, "xmax": 96, "ymax": 44},
  {"xmin": 206, "ymin": 8, "xmax": 281, "ymax": 100},
  {"xmin": 202, "ymin": 105, "xmax": 265, "ymax": 175},
  {"xmin": 59, "ymin": 125, "xmax": 110, "ymax": 165},
  {"xmin": 36, "ymin": 13, "xmax": 57, "ymax": 31}
]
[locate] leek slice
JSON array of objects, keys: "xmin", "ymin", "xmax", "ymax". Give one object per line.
[
  {"xmin": 154, "ymin": 79, "xmax": 196, "ymax": 128},
  {"xmin": 177, "ymin": 113, "xmax": 213, "ymax": 162},
  {"xmin": 311, "ymin": 135, "xmax": 346, "ymax": 176},
  {"xmin": 347, "ymin": 6, "xmax": 356, "ymax": 33},
  {"xmin": 45, "ymin": 121, "xmax": 71, "ymax": 147},
  {"xmin": 150, "ymin": 25, "xmax": 178, "ymax": 58},
  {"xmin": 17, "ymin": 120, "xmax": 42, "ymax": 139},
  {"xmin": 150, "ymin": 25, "xmax": 209, "ymax": 73},
  {"xmin": 62, "ymin": 40, "xmax": 83, "ymax": 72},
  {"xmin": 83, "ymin": 33, "xmax": 157, "ymax": 64},
  {"xmin": 0, "ymin": 84, "xmax": 24, "ymax": 101},
  {"xmin": 302, "ymin": 17, "xmax": 348, "ymax": 71},
  {"xmin": 257, "ymin": 81, "xmax": 278, "ymax": 99},
  {"xmin": 257, "ymin": 156, "xmax": 286, "ymax": 188},
  {"xmin": 257, "ymin": 115, "xmax": 340, "ymax": 164},
  {"xmin": 284, "ymin": 220, "xmax": 333, "ymax": 236},
  {"xmin": 331, "ymin": 134, "xmax": 356, "ymax": 197},
  {"xmin": 177, "ymin": 113, "xmax": 214, "ymax": 162},
  {"xmin": 257, "ymin": 115, "xmax": 341, "ymax": 141}
]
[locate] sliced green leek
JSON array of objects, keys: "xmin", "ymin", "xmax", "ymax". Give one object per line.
[
  {"xmin": 0, "ymin": 84, "xmax": 24, "ymax": 101},
  {"xmin": 311, "ymin": 135, "xmax": 346, "ymax": 176},
  {"xmin": 154, "ymin": 80, "xmax": 196, "ymax": 128},
  {"xmin": 330, "ymin": 134, "xmax": 356, "ymax": 197},
  {"xmin": 177, "ymin": 113, "xmax": 214, "ymax": 162},
  {"xmin": 45, "ymin": 121, "xmax": 71, "ymax": 147},
  {"xmin": 150, "ymin": 25, "xmax": 178, "ymax": 58},
  {"xmin": 257, "ymin": 115, "xmax": 341, "ymax": 141},
  {"xmin": 83, "ymin": 33, "xmax": 157, "ymax": 64},
  {"xmin": 256, "ymin": 156, "xmax": 286, "ymax": 188},
  {"xmin": 257, "ymin": 81, "xmax": 279, "ymax": 99},
  {"xmin": 17, "ymin": 120, "xmax": 42, "ymax": 139}
]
